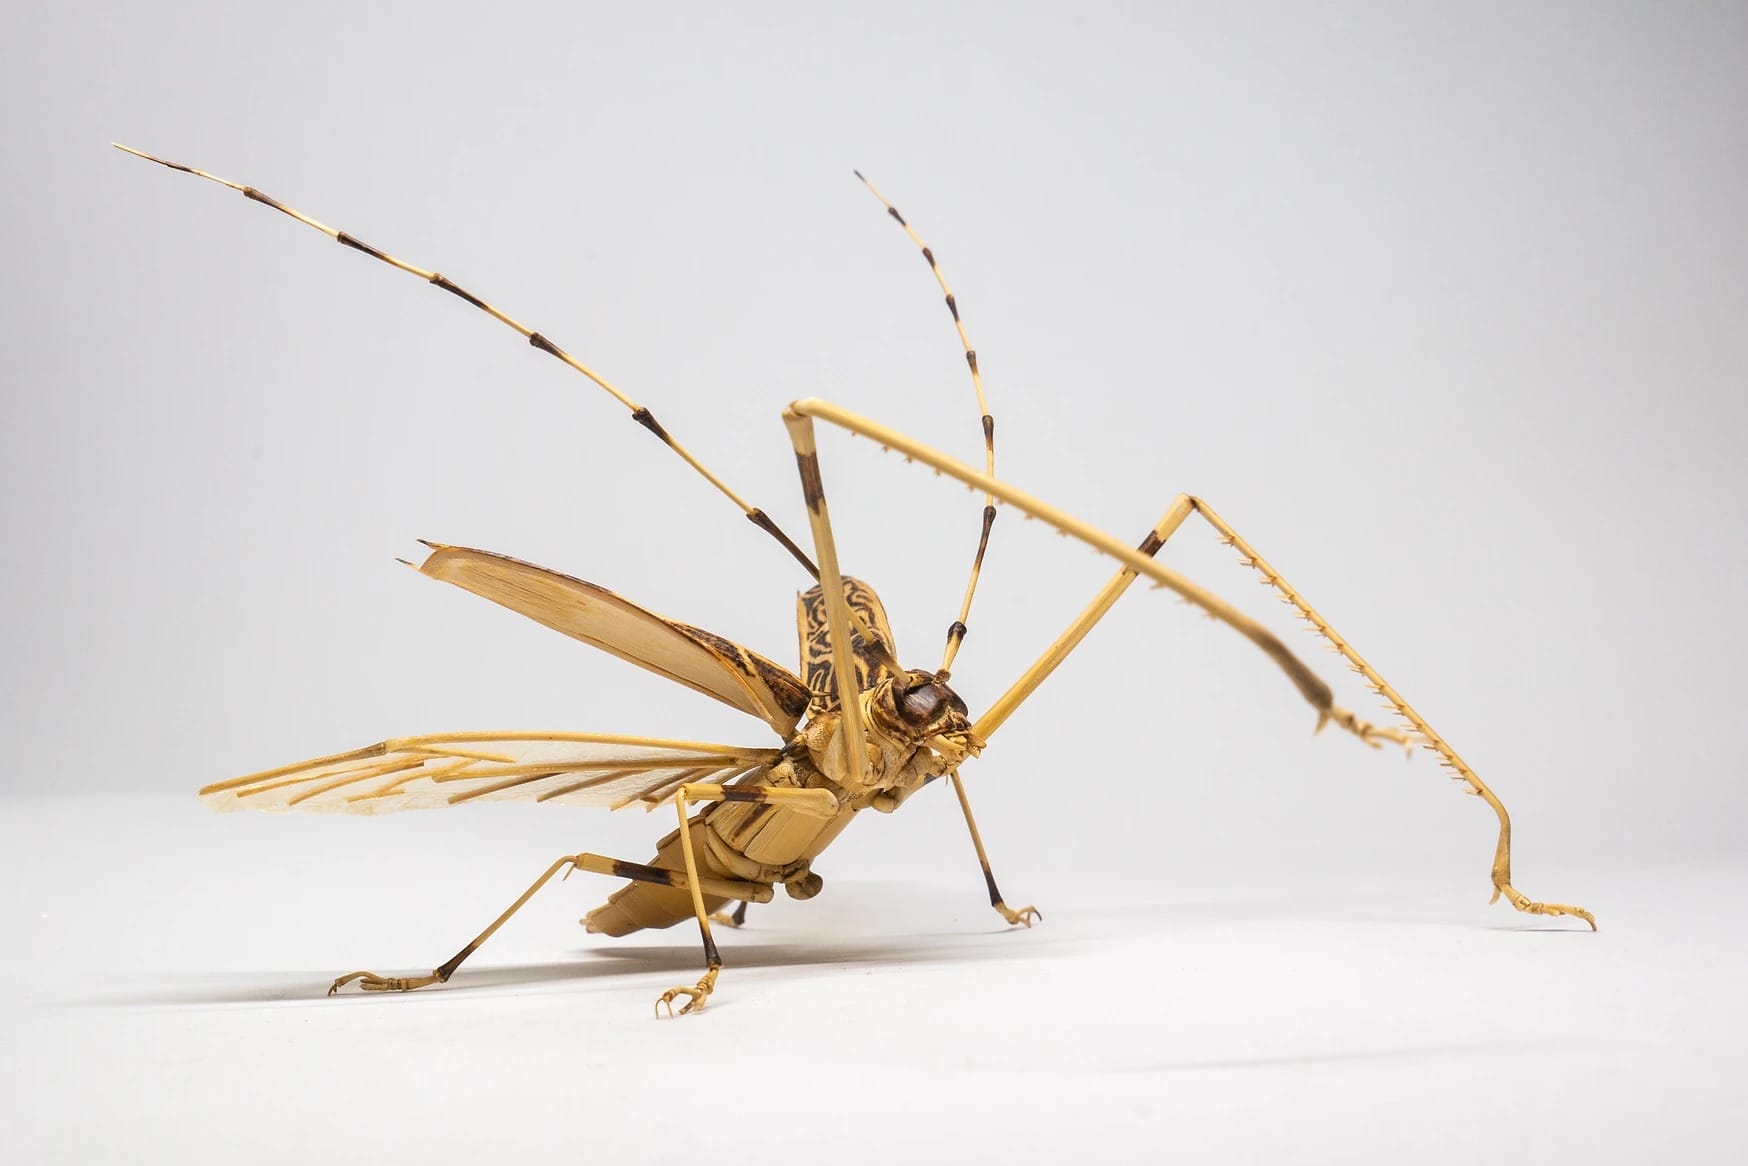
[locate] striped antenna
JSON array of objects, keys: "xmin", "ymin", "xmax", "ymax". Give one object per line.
[
  {"xmin": 113, "ymin": 142, "xmax": 819, "ymax": 579},
  {"xmin": 853, "ymin": 172, "xmax": 995, "ymax": 677}
]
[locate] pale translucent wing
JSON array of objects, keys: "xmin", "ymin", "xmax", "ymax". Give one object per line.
[
  {"xmin": 419, "ymin": 543, "xmax": 810, "ymax": 736},
  {"xmin": 199, "ymin": 732, "xmax": 781, "ymax": 815}
]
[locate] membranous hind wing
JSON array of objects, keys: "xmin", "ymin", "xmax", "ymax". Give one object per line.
[
  {"xmin": 419, "ymin": 543, "xmax": 810, "ymax": 737},
  {"xmin": 200, "ymin": 732, "xmax": 781, "ymax": 814},
  {"xmin": 797, "ymin": 576, "xmax": 900, "ymax": 711}
]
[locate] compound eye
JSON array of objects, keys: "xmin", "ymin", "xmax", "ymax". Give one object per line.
[{"xmin": 900, "ymin": 683, "xmax": 944, "ymax": 723}]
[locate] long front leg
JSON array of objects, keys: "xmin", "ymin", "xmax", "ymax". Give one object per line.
[
  {"xmin": 788, "ymin": 399, "xmax": 1594, "ymax": 930},
  {"xmin": 1185, "ymin": 497, "xmax": 1593, "ymax": 928},
  {"xmin": 781, "ymin": 408, "xmax": 874, "ymax": 787},
  {"xmin": 975, "ymin": 496, "xmax": 1194, "ymax": 741},
  {"xmin": 975, "ymin": 494, "xmax": 1409, "ymax": 752}
]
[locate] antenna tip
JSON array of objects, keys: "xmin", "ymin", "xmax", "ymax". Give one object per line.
[
  {"xmin": 111, "ymin": 142, "xmax": 162, "ymax": 165},
  {"xmin": 852, "ymin": 169, "xmax": 865, "ymax": 180}
]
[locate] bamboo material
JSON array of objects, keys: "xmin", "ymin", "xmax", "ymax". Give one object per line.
[
  {"xmin": 658, "ymin": 781, "xmax": 842, "ymax": 1017},
  {"xmin": 855, "ymin": 173, "xmax": 997, "ymax": 675},
  {"xmin": 112, "ymin": 142, "xmax": 820, "ymax": 578},
  {"xmin": 1189, "ymin": 499, "xmax": 1591, "ymax": 927},
  {"xmin": 975, "ymin": 495, "xmax": 1195, "ymax": 741},
  {"xmin": 326, "ymin": 848, "xmax": 774, "ymax": 997},
  {"xmin": 949, "ymin": 771, "xmax": 1039, "ymax": 927},
  {"xmin": 117, "ymin": 146, "xmax": 1596, "ymax": 1017},
  {"xmin": 791, "ymin": 398, "xmax": 1593, "ymax": 929},
  {"xmin": 782, "ymin": 408, "xmax": 871, "ymax": 788}
]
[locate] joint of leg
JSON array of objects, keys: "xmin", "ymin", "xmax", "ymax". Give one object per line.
[{"xmin": 784, "ymin": 869, "xmax": 824, "ymax": 901}]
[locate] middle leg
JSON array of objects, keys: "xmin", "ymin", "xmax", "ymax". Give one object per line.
[
  {"xmin": 948, "ymin": 770, "xmax": 1040, "ymax": 927},
  {"xmin": 655, "ymin": 782, "xmax": 839, "ymax": 1016}
]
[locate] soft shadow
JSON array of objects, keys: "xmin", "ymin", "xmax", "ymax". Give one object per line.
[
  {"xmin": 1129, "ymin": 1037, "xmax": 1628, "ymax": 1074},
  {"xmin": 1081, "ymin": 894, "xmax": 1598, "ymax": 934},
  {"xmin": 77, "ymin": 928, "xmax": 1070, "ymax": 1008},
  {"xmin": 1482, "ymin": 922, "xmax": 1600, "ymax": 934}
]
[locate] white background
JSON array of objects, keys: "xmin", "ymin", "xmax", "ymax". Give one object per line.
[{"xmin": 3, "ymin": 3, "xmax": 1744, "ymax": 1161}]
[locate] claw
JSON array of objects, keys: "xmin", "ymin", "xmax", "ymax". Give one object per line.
[
  {"xmin": 997, "ymin": 903, "xmax": 1042, "ymax": 927},
  {"xmin": 1496, "ymin": 883, "xmax": 1598, "ymax": 931},
  {"xmin": 328, "ymin": 969, "xmax": 444, "ymax": 995},
  {"xmin": 654, "ymin": 967, "xmax": 720, "ymax": 1017}
]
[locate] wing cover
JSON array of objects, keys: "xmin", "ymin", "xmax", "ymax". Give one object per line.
[
  {"xmin": 419, "ymin": 543, "xmax": 810, "ymax": 736},
  {"xmin": 200, "ymin": 732, "xmax": 780, "ymax": 814}
]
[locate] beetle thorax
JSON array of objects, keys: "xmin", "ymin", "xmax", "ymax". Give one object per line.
[{"xmin": 800, "ymin": 670, "xmax": 977, "ymax": 797}]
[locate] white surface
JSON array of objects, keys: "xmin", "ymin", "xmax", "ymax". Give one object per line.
[{"xmin": 5, "ymin": 795, "xmax": 1742, "ymax": 1164}]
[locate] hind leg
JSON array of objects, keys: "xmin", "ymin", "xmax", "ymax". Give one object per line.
[{"xmin": 328, "ymin": 852, "xmax": 771, "ymax": 996}]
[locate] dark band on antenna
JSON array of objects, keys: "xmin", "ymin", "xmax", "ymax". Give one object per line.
[{"xmin": 431, "ymin": 274, "xmax": 492, "ymax": 314}]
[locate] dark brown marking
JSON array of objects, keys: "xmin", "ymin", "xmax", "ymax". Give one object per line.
[
  {"xmin": 631, "ymin": 406, "xmax": 674, "ymax": 445},
  {"xmin": 528, "ymin": 331, "xmax": 562, "ymax": 357},
  {"xmin": 434, "ymin": 945, "xmax": 474, "ymax": 980},
  {"xmin": 948, "ymin": 620, "xmax": 967, "ymax": 644},
  {"xmin": 673, "ymin": 623, "xmax": 810, "ymax": 721},
  {"xmin": 1138, "ymin": 530, "xmax": 1166, "ymax": 557},
  {"xmin": 972, "ymin": 505, "xmax": 997, "ymax": 560},
  {"xmin": 922, "ymin": 246, "xmax": 936, "ymax": 268},
  {"xmin": 242, "ymin": 187, "xmax": 294, "ymax": 217},
  {"xmin": 945, "ymin": 292, "xmax": 958, "ymax": 321},
  {"xmin": 730, "ymin": 900, "xmax": 749, "ymax": 926},
  {"xmin": 702, "ymin": 929, "xmax": 723, "ymax": 969},
  {"xmin": 966, "ymin": 349, "xmax": 979, "ymax": 375},
  {"xmin": 887, "ymin": 206, "xmax": 907, "ymax": 227},
  {"xmin": 981, "ymin": 863, "xmax": 1004, "ymax": 909},
  {"xmin": 336, "ymin": 231, "xmax": 391, "ymax": 263},
  {"xmin": 800, "ymin": 575, "xmax": 902, "ymax": 702},
  {"xmin": 716, "ymin": 787, "xmax": 785, "ymax": 805},
  {"xmin": 796, "ymin": 449, "xmax": 825, "ymax": 512},
  {"xmin": 611, "ymin": 859, "xmax": 680, "ymax": 887},
  {"xmin": 686, "ymin": 626, "xmax": 749, "ymax": 660},
  {"xmin": 431, "ymin": 274, "xmax": 492, "ymax": 314},
  {"xmin": 981, "ymin": 414, "xmax": 994, "ymax": 446},
  {"xmin": 747, "ymin": 509, "xmax": 820, "ymax": 578},
  {"xmin": 151, "ymin": 156, "xmax": 200, "ymax": 176},
  {"xmin": 740, "ymin": 803, "xmax": 777, "ymax": 836},
  {"xmin": 749, "ymin": 658, "xmax": 812, "ymax": 719}
]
